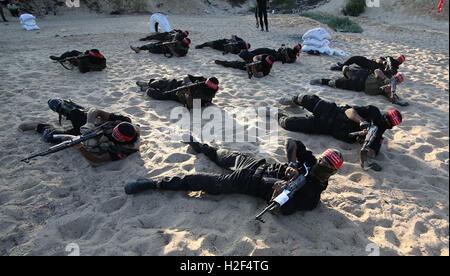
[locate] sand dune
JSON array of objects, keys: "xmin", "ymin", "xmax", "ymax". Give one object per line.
[{"xmin": 0, "ymin": 9, "xmax": 448, "ymax": 256}]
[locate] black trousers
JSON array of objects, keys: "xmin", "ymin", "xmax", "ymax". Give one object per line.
[
  {"xmin": 197, "ymin": 39, "xmax": 228, "ymax": 51},
  {"xmin": 217, "ymin": 60, "xmax": 246, "ymax": 71},
  {"xmin": 58, "ymin": 50, "xmax": 82, "ymax": 59},
  {"xmin": 278, "ymin": 95, "xmax": 353, "ymax": 143},
  {"xmin": 140, "ymin": 32, "xmax": 172, "ymax": 42},
  {"xmin": 39, "ymin": 109, "xmax": 87, "ymax": 137},
  {"xmin": 139, "ymin": 43, "xmax": 170, "ymax": 54},
  {"xmin": 158, "ymin": 146, "xmax": 273, "ymax": 200},
  {"xmin": 343, "ymin": 56, "xmax": 380, "ymax": 72},
  {"xmin": 9, "ymin": 8, "xmax": 19, "ymax": 17},
  {"xmin": 1, "ymin": 6, "xmax": 7, "ymax": 22},
  {"xmin": 256, "ymin": 0, "xmax": 268, "ymax": 31}
]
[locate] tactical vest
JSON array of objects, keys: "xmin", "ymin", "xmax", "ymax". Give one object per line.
[{"xmin": 364, "ymin": 75, "xmax": 384, "ymax": 95}]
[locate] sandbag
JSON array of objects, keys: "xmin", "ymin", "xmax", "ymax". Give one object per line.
[
  {"xmin": 150, "ymin": 13, "xmax": 171, "ymax": 33},
  {"xmin": 20, "ymin": 14, "xmax": 40, "ymax": 31},
  {"xmin": 302, "ymin": 45, "xmax": 348, "ymax": 56},
  {"xmin": 302, "ymin": 28, "xmax": 331, "ymax": 41},
  {"xmin": 303, "ymin": 38, "xmax": 330, "ymax": 48}
]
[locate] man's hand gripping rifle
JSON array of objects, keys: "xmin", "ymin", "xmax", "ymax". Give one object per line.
[
  {"xmin": 58, "ymin": 54, "xmax": 89, "ymax": 70},
  {"xmin": 380, "ymin": 75, "xmax": 398, "ymax": 100},
  {"xmin": 349, "ymin": 122, "xmax": 378, "ymax": 169},
  {"xmin": 245, "ymin": 61, "xmax": 261, "ymax": 79},
  {"xmin": 20, "ymin": 121, "xmax": 113, "ymax": 163},
  {"xmin": 255, "ymin": 163, "xmax": 310, "ymax": 223}
]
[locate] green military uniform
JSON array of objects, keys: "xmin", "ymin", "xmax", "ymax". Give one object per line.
[{"xmin": 364, "ymin": 75, "xmax": 386, "ymax": 96}]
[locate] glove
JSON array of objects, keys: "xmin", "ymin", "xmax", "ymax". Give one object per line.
[
  {"xmin": 360, "ymin": 120, "xmax": 370, "ymax": 130},
  {"xmin": 80, "ymin": 122, "xmax": 95, "ymax": 135}
]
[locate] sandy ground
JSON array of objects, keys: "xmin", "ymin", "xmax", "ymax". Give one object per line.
[{"xmin": 0, "ymin": 7, "xmax": 448, "ymax": 256}]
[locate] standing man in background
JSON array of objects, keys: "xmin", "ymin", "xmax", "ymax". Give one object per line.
[
  {"xmin": 255, "ymin": 0, "xmax": 269, "ymax": 32},
  {"xmin": 1, "ymin": 0, "xmax": 8, "ymax": 22},
  {"xmin": 45, "ymin": 0, "xmax": 56, "ymax": 15}
]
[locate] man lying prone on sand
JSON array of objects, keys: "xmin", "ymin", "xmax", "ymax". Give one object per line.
[
  {"xmin": 195, "ymin": 35, "xmax": 251, "ymax": 55},
  {"xmin": 330, "ymin": 54, "xmax": 405, "ymax": 79},
  {"xmin": 125, "ymin": 137, "xmax": 343, "ymax": 216},
  {"xmin": 278, "ymin": 94, "xmax": 403, "ymax": 171},
  {"xmin": 19, "ymin": 99, "xmax": 140, "ymax": 166},
  {"xmin": 49, "ymin": 49, "xmax": 106, "ymax": 73},
  {"xmin": 310, "ymin": 67, "xmax": 408, "ymax": 106},
  {"xmin": 139, "ymin": 29, "xmax": 189, "ymax": 43},
  {"xmin": 215, "ymin": 54, "xmax": 275, "ymax": 79},
  {"xmin": 136, "ymin": 75, "xmax": 219, "ymax": 109},
  {"xmin": 130, "ymin": 37, "xmax": 191, "ymax": 58},
  {"xmin": 238, "ymin": 44, "xmax": 302, "ymax": 64}
]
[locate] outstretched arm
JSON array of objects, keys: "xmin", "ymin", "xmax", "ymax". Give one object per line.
[
  {"xmin": 74, "ymin": 143, "xmax": 112, "ymax": 166},
  {"xmin": 374, "ymin": 69, "xmax": 390, "ymax": 84},
  {"xmin": 345, "ymin": 108, "xmax": 365, "ymax": 124}
]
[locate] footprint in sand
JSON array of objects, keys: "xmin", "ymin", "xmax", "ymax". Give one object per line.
[
  {"xmin": 349, "ymin": 172, "xmax": 363, "ymax": 183},
  {"xmin": 99, "ymin": 196, "xmax": 127, "ymax": 214},
  {"xmin": 182, "ymin": 164, "xmax": 194, "ymax": 171},
  {"xmin": 413, "ymin": 221, "xmax": 428, "ymax": 236},
  {"xmin": 164, "ymin": 153, "xmax": 192, "ymax": 163},
  {"xmin": 412, "ymin": 144, "xmax": 433, "ymax": 159},
  {"xmin": 123, "ymin": 106, "xmax": 142, "ymax": 114},
  {"xmin": 384, "ymin": 230, "xmax": 401, "ymax": 247},
  {"xmin": 58, "ymin": 215, "xmax": 94, "ymax": 240},
  {"xmin": 425, "ymin": 136, "xmax": 446, "ymax": 148},
  {"xmin": 111, "ymin": 92, "xmax": 123, "ymax": 98}
]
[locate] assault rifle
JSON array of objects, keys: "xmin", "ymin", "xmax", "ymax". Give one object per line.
[
  {"xmin": 255, "ymin": 163, "xmax": 310, "ymax": 223},
  {"xmin": 380, "ymin": 75, "xmax": 407, "ymax": 105},
  {"xmin": 20, "ymin": 121, "xmax": 112, "ymax": 163},
  {"xmin": 349, "ymin": 122, "xmax": 378, "ymax": 169},
  {"xmin": 380, "ymin": 75, "xmax": 398, "ymax": 94},
  {"xmin": 58, "ymin": 54, "xmax": 89, "ymax": 70},
  {"xmin": 161, "ymin": 41, "xmax": 177, "ymax": 46},
  {"xmin": 165, "ymin": 81, "xmax": 205, "ymax": 95},
  {"xmin": 245, "ymin": 61, "xmax": 261, "ymax": 79}
]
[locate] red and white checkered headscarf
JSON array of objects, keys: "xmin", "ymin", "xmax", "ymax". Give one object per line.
[{"xmin": 322, "ymin": 149, "xmax": 343, "ymax": 170}]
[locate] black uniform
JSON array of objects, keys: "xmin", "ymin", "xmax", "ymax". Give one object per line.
[
  {"xmin": 239, "ymin": 47, "xmax": 298, "ymax": 64},
  {"xmin": 151, "ymin": 140, "xmax": 325, "ymax": 214},
  {"xmin": 216, "ymin": 54, "xmax": 272, "ymax": 77},
  {"xmin": 145, "ymin": 75, "xmax": 218, "ymax": 109},
  {"xmin": 139, "ymin": 29, "xmax": 188, "ymax": 42},
  {"xmin": 278, "ymin": 95, "xmax": 391, "ymax": 155},
  {"xmin": 53, "ymin": 49, "xmax": 107, "ymax": 73},
  {"xmin": 340, "ymin": 56, "xmax": 400, "ymax": 78},
  {"xmin": 139, "ymin": 40, "xmax": 189, "ymax": 57},
  {"xmin": 256, "ymin": 0, "xmax": 269, "ymax": 32},
  {"xmin": 1, "ymin": 3, "xmax": 7, "ymax": 22},
  {"xmin": 196, "ymin": 35, "xmax": 249, "ymax": 54},
  {"xmin": 37, "ymin": 101, "xmax": 138, "ymax": 161}
]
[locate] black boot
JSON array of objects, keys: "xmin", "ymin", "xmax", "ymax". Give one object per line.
[
  {"xmin": 124, "ymin": 179, "xmax": 159, "ymax": 194},
  {"xmin": 330, "ymin": 62, "xmax": 343, "ymax": 71},
  {"xmin": 214, "ymin": 60, "xmax": 225, "ymax": 66},
  {"xmin": 182, "ymin": 134, "xmax": 204, "ymax": 153}
]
